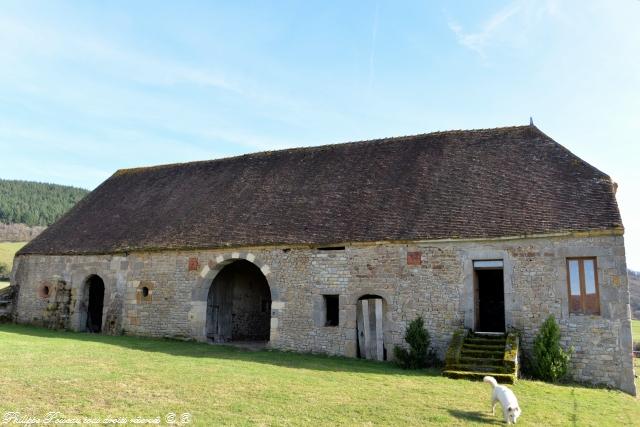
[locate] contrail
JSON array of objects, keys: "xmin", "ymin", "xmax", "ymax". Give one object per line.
[{"xmin": 368, "ymin": 1, "xmax": 381, "ymax": 92}]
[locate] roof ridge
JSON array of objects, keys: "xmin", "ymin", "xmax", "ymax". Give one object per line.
[{"xmin": 114, "ymin": 124, "xmax": 534, "ymax": 176}]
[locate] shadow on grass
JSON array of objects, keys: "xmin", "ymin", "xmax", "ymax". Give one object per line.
[
  {"xmin": 447, "ymin": 409, "xmax": 500, "ymax": 425},
  {"xmin": 0, "ymin": 323, "xmax": 442, "ymax": 377}
]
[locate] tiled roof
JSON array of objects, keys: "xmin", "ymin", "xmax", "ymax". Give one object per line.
[{"xmin": 19, "ymin": 125, "xmax": 622, "ymax": 255}]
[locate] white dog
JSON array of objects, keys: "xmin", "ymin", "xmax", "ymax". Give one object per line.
[{"xmin": 483, "ymin": 376, "xmax": 521, "ymax": 424}]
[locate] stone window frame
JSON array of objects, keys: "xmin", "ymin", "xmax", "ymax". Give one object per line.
[
  {"xmin": 37, "ymin": 281, "xmax": 53, "ymax": 299},
  {"xmin": 312, "ymin": 292, "xmax": 344, "ymax": 328},
  {"xmin": 323, "ymin": 294, "xmax": 340, "ymax": 327},
  {"xmin": 136, "ymin": 281, "xmax": 155, "ymax": 304},
  {"xmin": 553, "ymin": 244, "xmax": 612, "ymax": 320},
  {"xmin": 565, "ymin": 257, "xmax": 600, "ymax": 315},
  {"xmin": 462, "ymin": 249, "xmax": 513, "ymax": 331}
]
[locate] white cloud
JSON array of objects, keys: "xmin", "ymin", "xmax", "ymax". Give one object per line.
[
  {"xmin": 448, "ymin": 1, "xmax": 522, "ymax": 57},
  {"xmin": 0, "ymin": 15, "xmax": 236, "ymax": 93},
  {"xmin": 446, "ymin": 0, "xmax": 569, "ymax": 58}
]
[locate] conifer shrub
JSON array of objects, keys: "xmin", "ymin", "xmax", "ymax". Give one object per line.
[
  {"xmin": 393, "ymin": 316, "xmax": 437, "ymax": 369},
  {"xmin": 532, "ymin": 315, "xmax": 572, "ymax": 382}
]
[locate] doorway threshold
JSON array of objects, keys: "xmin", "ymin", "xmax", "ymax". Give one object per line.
[{"xmin": 473, "ymin": 331, "xmax": 505, "ymax": 336}]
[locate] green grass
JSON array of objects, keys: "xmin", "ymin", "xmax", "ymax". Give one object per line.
[
  {"xmin": 0, "ymin": 241, "xmax": 26, "ymax": 272},
  {"xmin": 0, "ymin": 281, "xmax": 8, "ymax": 290},
  {"xmin": 0, "ymin": 324, "xmax": 636, "ymax": 426}
]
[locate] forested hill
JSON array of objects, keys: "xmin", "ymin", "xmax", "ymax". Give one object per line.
[
  {"xmin": 0, "ymin": 179, "xmax": 89, "ymax": 227},
  {"xmin": 630, "ymin": 270, "xmax": 640, "ymax": 319}
]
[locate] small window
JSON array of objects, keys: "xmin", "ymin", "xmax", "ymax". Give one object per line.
[
  {"xmin": 38, "ymin": 284, "xmax": 51, "ymax": 299},
  {"xmin": 324, "ymin": 295, "xmax": 339, "ymax": 326},
  {"xmin": 136, "ymin": 282, "xmax": 154, "ymax": 304},
  {"xmin": 567, "ymin": 257, "xmax": 600, "ymax": 315}
]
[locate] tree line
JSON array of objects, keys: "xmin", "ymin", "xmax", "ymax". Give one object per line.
[{"xmin": 0, "ymin": 179, "xmax": 89, "ymax": 227}]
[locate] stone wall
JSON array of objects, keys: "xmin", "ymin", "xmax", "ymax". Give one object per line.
[{"xmin": 10, "ymin": 233, "xmax": 636, "ymax": 394}]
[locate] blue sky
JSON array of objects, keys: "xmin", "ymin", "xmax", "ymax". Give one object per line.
[{"xmin": 1, "ymin": 1, "xmax": 639, "ymax": 269}]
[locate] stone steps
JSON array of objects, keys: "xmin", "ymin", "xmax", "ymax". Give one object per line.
[
  {"xmin": 443, "ymin": 330, "xmax": 519, "ymax": 384},
  {"xmin": 458, "ymin": 349, "xmax": 504, "ymax": 359},
  {"xmin": 462, "ymin": 343, "xmax": 505, "ymax": 351},
  {"xmin": 446, "ymin": 363, "xmax": 513, "ymax": 374},
  {"xmin": 464, "ymin": 337, "xmax": 506, "ymax": 345},
  {"xmin": 442, "ymin": 370, "xmax": 515, "ymax": 384},
  {"xmin": 459, "ymin": 356, "xmax": 505, "ymax": 367}
]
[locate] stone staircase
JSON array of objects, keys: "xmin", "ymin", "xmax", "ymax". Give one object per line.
[
  {"xmin": 443, "ymin": 329, "xmax": 519, "ymax": 384},
  {"xmin": 0, "ymin": 286, "xmax": 14, "ymax": 321}
]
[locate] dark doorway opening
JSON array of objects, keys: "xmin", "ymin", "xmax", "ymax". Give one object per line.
[
  {"xmin": 206, "ymin": 260, "xmax": 271, "ymax": 343},
  {"xmin": 475, "ymin": 268, "xmax": 505, "ymax": 332},
  {"xmin": 86, "ymin": 275, "xmax": 105, "ymax": 333}
]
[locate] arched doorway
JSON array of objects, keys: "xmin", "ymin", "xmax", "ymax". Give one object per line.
[
  {"xmin": 356, "ymin": 294, "xmax": 386, "ymax": 361},
  {"xmin": 85, "ymin": 275, "xmax": 105, "ymax": 333},
  {"xmin": 206, "ymin": 260, "xmax": 271, "ymax": 343}
]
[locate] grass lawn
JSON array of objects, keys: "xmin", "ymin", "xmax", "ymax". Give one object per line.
[
  {"xmin": 0, "ymin": 241, "xmax": 26, "ymax": 272},
  {"xmin": 0, "ymin": 324, "xmax": 637, "ymax": 426},
  {"xmin": 0, "ymin": 281, "xmax": 9, "ymax": 290}
]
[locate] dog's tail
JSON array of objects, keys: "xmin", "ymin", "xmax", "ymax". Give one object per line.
[{"xmin": 483, "ymin": 376, "xmax": 498, "ymax": 388}]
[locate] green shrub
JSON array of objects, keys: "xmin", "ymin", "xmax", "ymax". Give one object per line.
[
  {"xmin": 0, "ymin": 262, "xmax": 8, "ymax": 278},
  {"xmin": 532, "ymin": 315, "xmax": 572, "ymax": 382},
  {"xmin": 393, "ymin": 316, "xmax": 436, "ymax": 369}
]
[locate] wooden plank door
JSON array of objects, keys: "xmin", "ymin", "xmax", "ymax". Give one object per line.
[{"xmin": 356, "ymin": 298, "xmax": 384, "ymax": 361}]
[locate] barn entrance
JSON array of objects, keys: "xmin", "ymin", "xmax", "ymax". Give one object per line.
[
  {"xmin": 356, "ymin": 295, "xmax": 386, "ymax": 361},
  {"xmin": 474, "ymin": 260, "xmax": 505, "ymax": 333},
  {"xmin": 206, "ymin": 260, "xmax": 271, "ymax": 343},
  {"xmin": 85, "ymin": 275, "xmax": 105, "ymax": 333}
]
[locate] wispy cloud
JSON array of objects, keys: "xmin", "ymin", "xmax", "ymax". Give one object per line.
[
  {"xmin": 447, "ymin": 0, "xmax": 568, "ymax": 59},
  {"xmin": 0, "ymin": 10, "xmax": 340, "ymax": 164},
  {"xmin": 448, "ymin": 1, "xmax": 522, "ymax": 57},
  {"xmin": 0, "ymin": 15, "xmax": 236, "ymax": 93}
]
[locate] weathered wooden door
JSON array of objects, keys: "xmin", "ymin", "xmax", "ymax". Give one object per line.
[
  {"xmin": 356, "ymin": 297, "xmax": 384, "ymax": 360},
  {"xmin": 207, "ymin": 273, "xmax": 234, "ymax": 342}
]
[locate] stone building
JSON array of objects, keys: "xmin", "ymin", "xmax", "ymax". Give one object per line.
[{"xmin": 10, "ymin": 125, "xmax": 636, "ymax": 394}]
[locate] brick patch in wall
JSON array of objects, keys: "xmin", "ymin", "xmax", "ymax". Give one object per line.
[{"xmin": 407, "ymin": 251, "xmax": 422, "ymax": 265}]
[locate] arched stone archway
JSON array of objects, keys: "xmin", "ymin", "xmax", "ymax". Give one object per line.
[
  {"xmin": 190, "ymin": 252, "xmax": 278, "ymax": 343},
  {"xmin": 198, "ymin": 252, "xmax": 272, "ymax": 283},
  {"xmin": 206, "ymin": 260, "xmax": 271, "ymax": 343}
]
